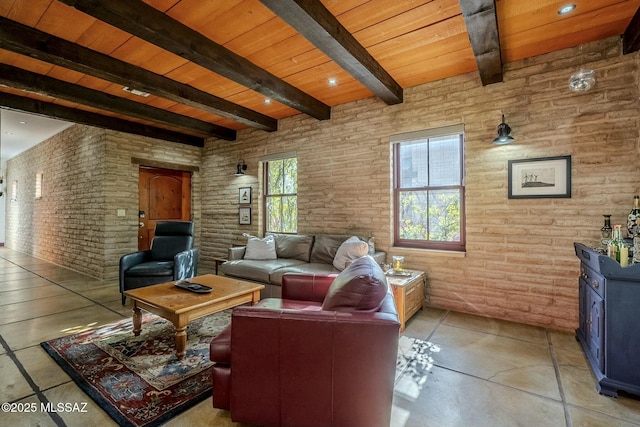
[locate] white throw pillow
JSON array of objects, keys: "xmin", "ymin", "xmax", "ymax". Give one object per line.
[
  {"xmin": 333, "ymin": 236, "xmax": 369, "ymax": 270},
  {"xmin": 244, "ymin": 235, "xmax": 277, "ymax": 260}
]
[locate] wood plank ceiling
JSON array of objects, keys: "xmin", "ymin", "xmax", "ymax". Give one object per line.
[{"xmin": 0, "ymin": 0, "xmax": 639, "ymax": 146}]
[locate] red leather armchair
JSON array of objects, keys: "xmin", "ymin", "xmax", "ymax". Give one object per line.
[{"xmin": 210, "ymin": 268, "xmax": 400, "ymax": 427}]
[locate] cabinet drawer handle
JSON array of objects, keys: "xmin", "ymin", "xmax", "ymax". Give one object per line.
[{"xmin": 592, "ymin": 280, "xmax": 599, "ymax": 289}]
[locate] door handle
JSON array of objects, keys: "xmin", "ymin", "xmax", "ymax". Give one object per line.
[{"xmin": 139, "ymin": 222, "xmax": 144, "ymax": 228}]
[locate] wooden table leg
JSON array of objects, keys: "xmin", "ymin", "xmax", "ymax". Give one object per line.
[
  {"xmin": 213, "ymin": 257, "xmax": 227, "ymax": 275},
  {"xmin": 251, "ymin": 289, "xmax": 261, "ymax": 305},
  {"xmin": 132, "ymin": 303, "xmax": 142, "ymax": 336},
  {"xmin": 175, "ymin": 321, "xmax": 187, "ymax": 360}
]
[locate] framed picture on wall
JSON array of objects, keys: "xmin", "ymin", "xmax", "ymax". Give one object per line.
[
  {"xmin": 239, "ymin": 187, "xmax": 251, "ymax": 204},
  {"xmin": 239, "ymin": 207, "xmax": 251, "ymax": 225},
  {"xmin": 508, "ymin": 155, "xmax": 571, "ymax": 199}
]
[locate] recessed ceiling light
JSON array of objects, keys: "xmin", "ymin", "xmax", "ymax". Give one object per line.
[
  {"xmin": 557, "ymin": 4, "xmax": 576, "ymax": 15},
  {"xmin": 264, "ymin": 98, "xmax": 271, "ymax": 105},
  {"xmin": 18, "ymin": 121, "xmax": 27, "ymax": 125},
  {"xmin": 5, "ymin": 131, "xmax": 14, "ymax": 135},
  {"xmin": 122, "ymin": 86, "xmax": 150, "ymax": 97},
  {"xmin": 328, "ymin": 78, "xmax": 337, "ymax": 86}
]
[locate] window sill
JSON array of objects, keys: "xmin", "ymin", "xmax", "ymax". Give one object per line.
[{"xmin": 390, "ymin": 247, "xmax": 466, "ymax": 258}]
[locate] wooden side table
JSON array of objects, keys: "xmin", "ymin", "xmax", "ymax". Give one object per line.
[{"xmin": 387, "ymin": 270, "xmax": 426, "ymax": 332}]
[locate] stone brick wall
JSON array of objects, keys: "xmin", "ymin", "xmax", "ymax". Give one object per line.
[
  {"xmin": 202, "ymin": 37, "xmax": 640, "ymax": 330},
  {"xmin": 4, "ymin": 37, "xmax": 638, "ymax": 330},
  {"xmin": 5, "ymin": 125, "xmax": 201, "ymax": 280},
  {"xmin": 102, "ymin": 130, "xmax": 202, "ymax": 280},
  {"xmin": 5, "ymin": 125, "xmax": 107, "ymax": 276}
]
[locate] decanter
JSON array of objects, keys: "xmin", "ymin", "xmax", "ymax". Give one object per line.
[{"xmin": 601, "ymin": 214, "xmax": 612, "ymax": 248}]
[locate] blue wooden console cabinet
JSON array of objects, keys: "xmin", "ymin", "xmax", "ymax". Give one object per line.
[{"xmin": 574, "ymin": 242, "xmax": 640, "ymax": 397}]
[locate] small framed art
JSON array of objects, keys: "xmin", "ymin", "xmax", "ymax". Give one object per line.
[
  {"xmin": 508, "ymin": 155, "xmax": 571, "ymax": 199},
  {"xmin": 239, "ymin": 207, "xmax": 251, "ymax": 225},
  {"xmin": 239, "ymin": 187, "xmax": 251, "ymax": 204}
]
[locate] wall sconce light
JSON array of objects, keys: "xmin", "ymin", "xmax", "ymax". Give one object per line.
[
  {"xmin": 234, "ymin": 160, "xmax": 247, "ymax": 176},
  {"xmin": 492, "ymin": 114, "xmax": 515, "ymax": 145}
]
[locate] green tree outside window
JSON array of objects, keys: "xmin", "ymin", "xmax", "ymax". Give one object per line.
[{"xmin": 265, "ymin": 157, "xmax": 297, "ymax": 233}]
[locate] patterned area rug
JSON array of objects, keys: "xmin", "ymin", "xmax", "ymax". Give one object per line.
[
  {"xmin": 41, "ymin": 310, "xmax": 231, "ymax": 427},
  {"xmin": 42, "ymin": 310, "xmax": 435, "ymax": 427}
]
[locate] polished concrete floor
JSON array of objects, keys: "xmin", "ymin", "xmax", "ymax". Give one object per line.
[{"xmin": 1, "ymin": 246, "xmax": 639, "ymax": 427}]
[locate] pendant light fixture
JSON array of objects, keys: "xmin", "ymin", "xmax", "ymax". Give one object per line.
[
  {"xmin": 568, "ymin": 69, "xmax": 596, "ymax": 92},
  {"xmin": 569, "ymin": 45, "xmax": 596, "ymax": 92},
  {"xmin": 492, "ymin": 114, "xmax": 514, "ymax": 145}
]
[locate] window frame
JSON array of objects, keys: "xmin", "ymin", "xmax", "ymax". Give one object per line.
[
  {"xmin": 262, "ymin": 155, "xmax": 298, "ymax": 234},
  {"xmin": 392, "ymin": 129, "xmax": 466, "ymax": 252}
]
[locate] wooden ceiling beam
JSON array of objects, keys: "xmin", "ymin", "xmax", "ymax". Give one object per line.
[
  {"xmin": 0, "ymin": 64, "xmax": 236, "ymax": 141},
  {"xmin": 623, "ymin": 6, "xmax": 640, "ymax": 54},
  {"xmin": 260, "ymin": 0, "xmax": 403, "ymax": 105},
  {"xmin": 0, "ymin": 17, "xmax": 276, "ymax": 132},
  {"xmin": 0, "ymin": 92, "xmax": 204, "ymax": 146},
  {"xmin": 459, "ymin": 0, "xmax": 503, "ymax": 85},
  {"xmin": 58, "ymin": 0, "xmax": 331, "ymax": 121}
]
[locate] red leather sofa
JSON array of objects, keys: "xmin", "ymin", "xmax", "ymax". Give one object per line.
[{"xmin": 209, "ymin": 255, "xmax": 400, "ymax": 427}]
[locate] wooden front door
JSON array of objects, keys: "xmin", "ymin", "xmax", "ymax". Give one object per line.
[{"xmin": 138, "ymin": 166, "xmax": 192, "ymax": 250}]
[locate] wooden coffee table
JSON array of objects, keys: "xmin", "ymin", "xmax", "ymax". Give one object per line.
[{"xmin": 124, "ymin": 274, "xmax": 264, "ymax": 359}]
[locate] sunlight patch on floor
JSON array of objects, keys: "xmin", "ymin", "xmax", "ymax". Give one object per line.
[
  {"xmin": 60, "ymin": 322, "xmax": 99, "ymax": 334},
  {"xmin": 395, "ymin": 335, "xmax": 440, "ymax": 401}
]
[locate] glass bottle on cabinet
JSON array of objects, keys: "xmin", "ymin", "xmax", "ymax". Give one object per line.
[{"xmin": 608, "ymin": 225, "xmax": 625, "ymax": 262}]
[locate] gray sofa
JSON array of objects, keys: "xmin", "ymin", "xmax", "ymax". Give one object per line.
[{"xmin": 220, "ymin": 233, "xmax": 386, "ymax": 298}]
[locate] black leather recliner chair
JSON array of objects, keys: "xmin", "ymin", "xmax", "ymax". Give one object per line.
[{"xmin": 119, "ymin": 221, "xmax": 199, "ymax": 304}]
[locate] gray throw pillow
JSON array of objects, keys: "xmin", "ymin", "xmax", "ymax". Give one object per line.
[{"xmin": 268, "ymin": 233, "xmax": 314, "ymax": 262}]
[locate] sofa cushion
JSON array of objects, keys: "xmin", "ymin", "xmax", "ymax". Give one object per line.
[
  {"xmin": 244, "ymin": 235, "xmax": 277, "ymax": 260},
  {"xmin": 333, "ymin": 236, "xmax": 369, "ymax": 270},
  {"xmin": 269, "ymin": 262, "xmax": 339, "ymax": 286},
  {"xmin": 255, "ymin": 298, "xmax": 324, "ymax": 311},
  {"xmin": 322, "ymin": 255, "xmax": 388, "ymax": 312},
  {"xmin": 309, "ymin": 235, "xmax": 346, "ymax": 264},
  {"xmin": 268, "ymin": 233, "xmax": 314, "ymax": 262},
  {"xmin": 220, "ymin": 259, "xmax": 306, "ymax": 283}
]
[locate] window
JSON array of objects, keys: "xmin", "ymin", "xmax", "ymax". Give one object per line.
[
  {"xmin": 392, "ymin": 125, "xmax": 465, "ymax": 251},
  {"xmin": 35, "ymin": 173, "xmax": 43, "ymax": 199},
  {"xmin": 264, "ymin": 156, "xmax": 297, "ymax": 233}
]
